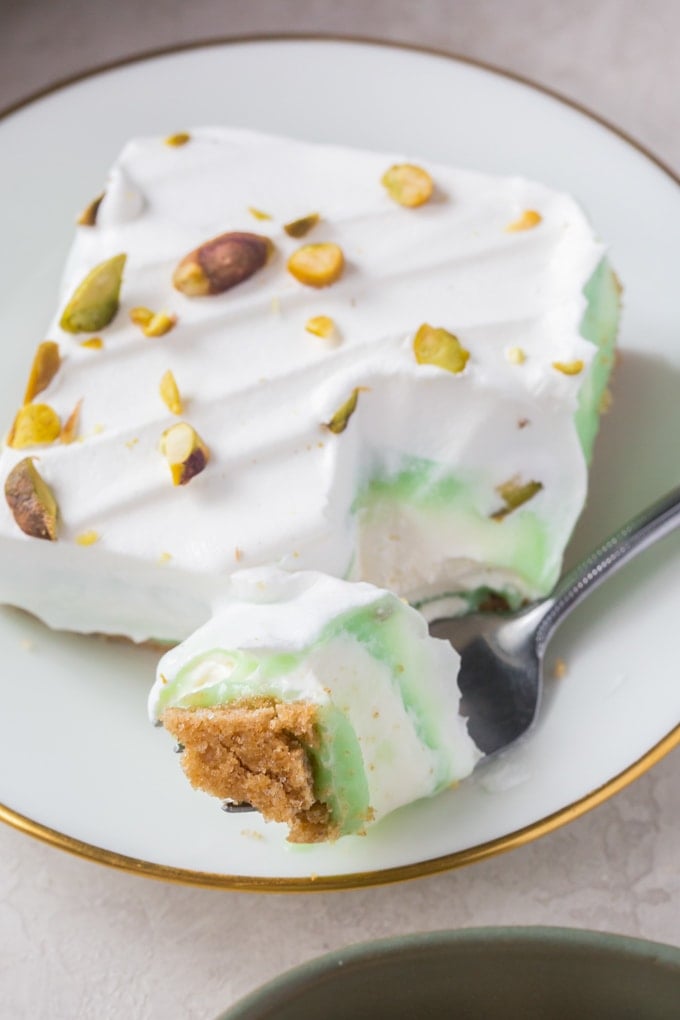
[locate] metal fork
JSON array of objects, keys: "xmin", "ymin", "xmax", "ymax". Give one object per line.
[{"xmin": 430, "ymin": 484, "xmax": 680, "ymax": 755}]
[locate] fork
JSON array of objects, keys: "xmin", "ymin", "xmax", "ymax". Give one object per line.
[{"xmin": 430, "ymin": 484, "xmax": 680, "ymax": 755}]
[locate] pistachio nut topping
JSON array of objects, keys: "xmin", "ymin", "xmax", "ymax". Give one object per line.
[
  {"xmin": 283, "ymin": 213, "xmax": 320, "ymax": 238},
  {"xmin": 324, "ymin": 388, "xmax": 364, "ymax": 434},
  {"xmin": 159, "ymin": 370, "xmax": 183, "ymax": 415},
  {"xmin": 247, "ymin": 206, "xmax": 272, "ymax": 221},
  {"xmin": 165, "ymin": 132, "xmax": 191, "ymax": 147},
  {"xmin": 160, "ymin": 422, "xmax": 209, "ymax": 485},
  {"xmin": 23, "ymin": 341, "xmax": 61, "ymax": 404},
  {"xmin": 492, "ymin": 477, "xmax": 543, "ymax": 520},
  {"xmin": 305, "ymin": 315, "xmax": 336, "ymax": 339},
  {"xmin": 76, "ymin": 193, "xmax": 104, "ymax": 227},
  {"xmin": 505, "ymin": 210, "xmax": 542, "ymax": 232},
  {"xmin": 79, "ymin": 337, "xmax": 104, "ymax": 350},
  {"xmin": 287, "ymin": 243, "xmax": 344, "ymax": 288},
  {"xmin": 381, "ymin": 164, "xmax": 434, "ymax": 207},
  {"xmin": 505, "ymin": 346, "xmax": 527, "ymax": 365},
  {"xmin": 413, "ymin": 324, "xmax": 470, "ymax": 374},
  {"xmin": 61, "ymin": 399, "xmax": 83, "ymax": 445},
  {"xmin": 129, "ymin": 307, "xmax": 154, "ymax": 328},
  {"xmin": 143, "ymin": 312, "xmax": 177, "ymax": 338},
  {"xmin": 173, "ymin": 232, "xmax": 273, "ymax": 297},
  {"xmin": 59, "ymin": 253, "xmax": 127, "ymax": 334},
  {"xmin": 552, "ymin": 359, "xmax": 585, "ymax": 376},
  {"xmin": 4, "ymin": 457, "xmax": 58, "ymax": 540},
  {"xmin": 8, "ymin": 404, "xmax": 61, "ymax": 449},
  {"xmin": 75, "ymin": 530, "xmax": 100, "ymax": 546}
]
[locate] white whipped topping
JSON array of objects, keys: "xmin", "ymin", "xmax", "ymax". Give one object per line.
[
  {"xmin": 149, "ymin": 567, "xmax": 479, "ymax": 823},
  {"xmin": 0, "ymin": 127, "xmax": 605, "ymax": 641}
]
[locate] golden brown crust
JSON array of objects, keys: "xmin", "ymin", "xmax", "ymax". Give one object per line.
[{"xmin": 162, "ymin": 699, "xmax": 338, "ymax": 843}]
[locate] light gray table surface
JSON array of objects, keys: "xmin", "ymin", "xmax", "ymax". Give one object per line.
[{"xmin": 1, "ymin": 2, "xmax": 679, "ymax": 1018}]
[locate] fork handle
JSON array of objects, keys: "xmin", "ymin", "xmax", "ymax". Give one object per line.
[{"xmin": 535, "ymin": 483, "xmax": 680, "ymax": 656}]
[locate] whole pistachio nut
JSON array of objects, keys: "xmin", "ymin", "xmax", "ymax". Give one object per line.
[
  {"xmin": 4, "ymin": 457, "xmax": 59, "ymax": 540},
  {"xmin": 381, "ymin": 164, "xmax": 434, "ymax": 207},
  {"xmin": 287, "ymin": 243, "xmax": 344, "ymax": 288},
  {"xmin": 160, "ymin": 422, "xmax": 209, "ymax": 485},
  {"xmin": 413, "ymin": 324, "xmax": 470, "ymax": 374},
  {"xmin": 23, "ymin": 341, "xmax": 61, "ymax": 404},
  {"xmin": 492, "ymin": 477, "xmax": 543, "ymax": 520},
  {"xmin": 8, "ymin": 403, "xmax": 61, "ymax": 449},
  {"xmin": 173, "ymin": 232, "xmax": 273, "ymax": 297},
  {"xmin": 283, "ymin": 213, "xmax": 320, "ymax": 238},
  {"xmin": 59, "ymin": 254, "xmax": 127, "ymax": 333}
]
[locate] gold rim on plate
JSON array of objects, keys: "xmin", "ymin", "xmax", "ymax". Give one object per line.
[{"xmin": 1, "ymin": 33, "xmax": 679, "ymax": 893}]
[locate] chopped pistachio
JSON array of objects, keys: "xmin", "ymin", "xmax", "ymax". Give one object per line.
[
  {"xmin": 59, "ymin": 254, "xmax": 126, "ymax": 333},
  {"xmin": 324, "ymin": 387, "xmax": 364, "ymax": 434},
  {"xmin": 61, "ymin": 399, "xmax": 83, "ymax": 445},
  {"xmin": 287, "ymin": 243, "xmax": 344, "ymax": 288},
  {"xmin": 23, "ymin": 341, "xmax": 61, "ymax": 404},
  {"xmin": 160, "ymin": 422, "xmax": 210, "ymax": 485},
  {"xmin": 80, "ymin": 337, "xmax": 104, "ymax": 350},
  {"xmin": 552, "ymin": 359, "xmax": 584, "ymax": 376},
  {"xmin": 159, "ymin": 370, "xmax": 183, "ymax": 415},
  {"xmin": 173, "ymin": 232, "xmax": 273, "ymax": 296},
  {"xmin": 283, "ymin": 213, "xmax": 320, "ymax": 238},
  {"xmin": 413, "ymin": 324, "xmax": 470, "ymax": 374},
  {"xmin": 505, "ymin": 209, "xmax": 542, "ymax": 232},
  {"xmin": 248, "ymin": 206, "xmax": 272, "ymax": 221},
  {"xmin": 492, "ymin": 477, "xmax": 543, "ymax": 520},
  {"xmin": 130, "ymin": 307, "xmax": 154, "ymax": 328},
  {"xmin": 305, "ymin": 315, "xmax": 336, "ymax": 339},
  {"xmin": 381, "ymin": 164, "xmax": 434, "ymax": 207},
  {"xmin": 76, "ymin": 193, "xmax": 104, "ymax": 227},
  {"xmin": 4, "ymin": 457, "xmax": 58, "ymax": 540},
  {"xmin": 143, "ymin": 312, "xmax": 177, "ymax": 338},
  {"xmin": 75, "ymin": 530, "xmax": 100, "ymax": 546},
  {"xmin": 158, "ymin": 551, "xmax": 173, "ymax": 564},
  {"xmin": 165, "ymin": 132, "xmax": 191, "ymax": 147},
  {"xmin": 506, "ymin": 346, "xmax": 527, "ymax": 366},
  {"xmin": 8, "ymin": 403, "xmax": 61, "ymax": 449}
]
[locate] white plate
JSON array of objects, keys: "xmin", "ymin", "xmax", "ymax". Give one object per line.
[{"xmin": 1, "ymin": 38, "xmax": 679, "ymax": 890}]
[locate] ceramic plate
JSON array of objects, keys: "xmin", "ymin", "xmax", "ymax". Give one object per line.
[{"xmin": 1, "ymin": 38, "xmax": 679, "ymax": 890}]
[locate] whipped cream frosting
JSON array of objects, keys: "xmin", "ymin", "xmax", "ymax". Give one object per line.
[
  {"xmin": 150, "ymin": 567, "xmax": 479, "ymax": 831},
  {"xmin": 0, "ymin": 127, "xmax": 615, "ymax": 641}
]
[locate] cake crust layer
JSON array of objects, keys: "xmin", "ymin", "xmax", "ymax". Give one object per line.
[{"xmin": 162, "ymin": 699, "xmax": 338, "ymax": 843}]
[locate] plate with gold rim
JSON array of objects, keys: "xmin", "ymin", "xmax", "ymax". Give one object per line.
[{"xmin": 0, "ymin": 37, "xmax": 679, "ymax": 890}]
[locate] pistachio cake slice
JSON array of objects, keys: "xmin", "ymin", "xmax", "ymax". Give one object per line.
[
  {"xmin": 149, "ymin": 569, "xmax": 479, "ymax": 842},
  {"xmin": 0, "ymin": 127, "xmax": 620, "ymax": 642}
]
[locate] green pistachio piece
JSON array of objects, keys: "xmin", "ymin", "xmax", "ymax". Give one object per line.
[
  {"xmin": 59, "ymin": 254, "xmax": 127, "ymax": 333},
  {"xmin": 283, "ymin": 213, "xmax": 320, "ymax": 238},
  {"xmin": 413, "ymin": 324, "xmax": 469, "ymax": 374},
  {"xmin": 492, "ymin": 477, "xmax": 543, "ymax": 520},
  {"xmin": 324, "ymin": 387, "xmax": 363, "ymax": 434}
]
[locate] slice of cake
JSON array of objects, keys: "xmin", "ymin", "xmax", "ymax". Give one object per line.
[
  {"xmin": 0, "ymin": 127, "xmax": 620, "ymax": 642},
  {"xmin": 149, "ymin": 568, "xmax": 479, "ymax": 842}
]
